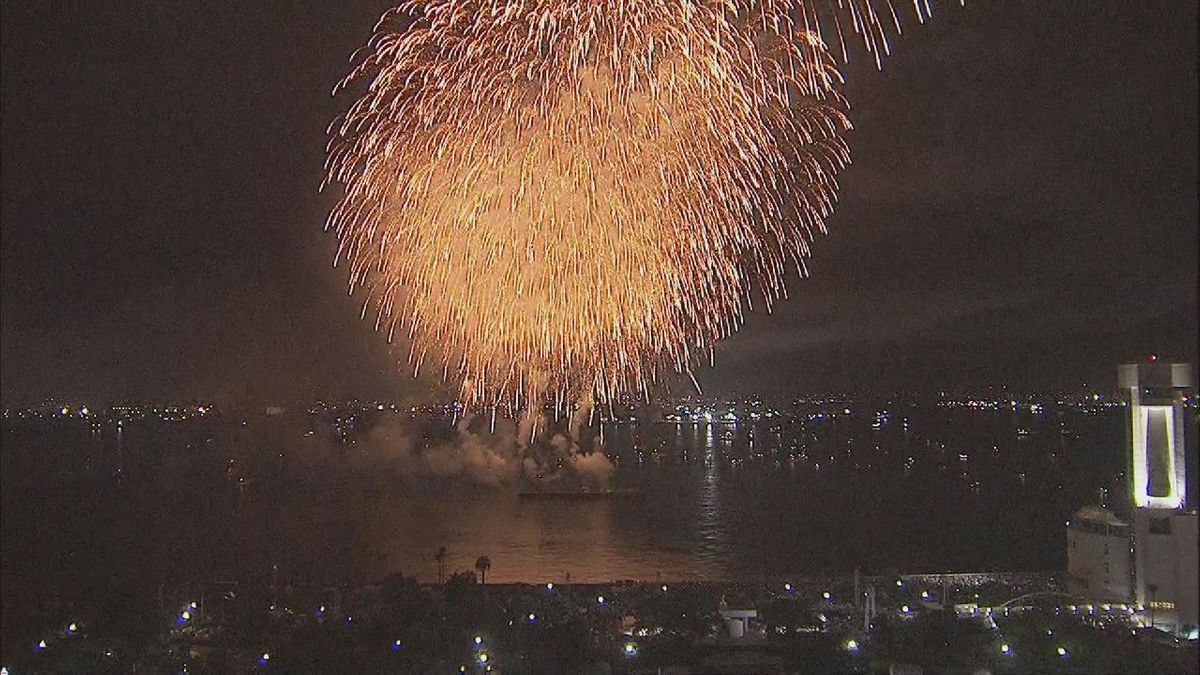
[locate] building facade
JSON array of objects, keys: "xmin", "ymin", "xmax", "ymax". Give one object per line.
[{"xmin": 1067, "ymin": 360, "xmax": 1197, "ymax": 637}]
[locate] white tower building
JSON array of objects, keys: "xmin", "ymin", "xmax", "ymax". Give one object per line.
[{"xmin": 1067, "ymin": 359, "xmax": 1196, "ymax": 637}]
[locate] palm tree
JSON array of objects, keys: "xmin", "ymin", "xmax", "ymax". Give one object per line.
[
  {"xmin": 1147, "ymin": 583, "xmax": 1159, "ymax": 627},
  {"xmin": 475, "ymin": 555, "xmax": 492, "ymax": 585},
  {"xmin": 435, "ymin": 546, "xmax": 447, "ymax": 585}
]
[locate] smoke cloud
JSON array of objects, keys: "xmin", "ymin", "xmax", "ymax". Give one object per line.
[{"xmin": 296, "ymin": 407, "xmax": 615, "ymax": 489}]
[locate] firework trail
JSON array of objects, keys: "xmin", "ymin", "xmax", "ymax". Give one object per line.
[{"xmin": 325, "ymin": 1, "xmax": 936, "ymax": 412}]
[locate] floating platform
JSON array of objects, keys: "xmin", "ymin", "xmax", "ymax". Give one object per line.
[{"xmin": 517, "ymin": 488, "xmax": 643, "ymax": 500}]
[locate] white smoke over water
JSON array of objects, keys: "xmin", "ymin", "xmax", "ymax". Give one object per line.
[{"xmin": 296, "ymin": 406, "xmax": 614, "ymax": 489}]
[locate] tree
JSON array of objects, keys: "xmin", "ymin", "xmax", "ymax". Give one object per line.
[
  {"xmin": 435, "ymin": 546, "xmax": 447, "ymax": 585},
  {"xmin": 475, "ymin": 556, "xmax": 492, "ymax": 585},
  {"xmin": 1147, "ymin": 584, "xmax": 1159, "ymax": 626}
]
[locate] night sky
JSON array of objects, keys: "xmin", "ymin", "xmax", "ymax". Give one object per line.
[{"xmin": 1, "ymin": 1, "xmax": 1196, "ymax": 404}]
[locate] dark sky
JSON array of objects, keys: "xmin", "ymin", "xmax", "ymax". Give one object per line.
[{"xmin": 1, "ymin": 1, "xmax": 1196, "ymax": 404}]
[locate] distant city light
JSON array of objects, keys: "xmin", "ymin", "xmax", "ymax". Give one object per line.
[
  {"xmin": 822, "ymin": 591, "xmax": 831, "ymax": 600},
  {"xmin": 661, "ymin": 584, "xmax": 668, "ymax": 592},
  {"xmin": 597, "ymin": 595, "xmax": 605, "ymax": 605},
  {"xmin": 478, "ymin": 652, "xmax": 488, "ymax": 663},
  {"xmin": 36, "ymin": 639, "xmax": 47, "ymax": 651},
  {"xmin": 1057, "ymin": 646, "xmax": 1069, "ymax": 658},
  {"xmin": 1000, "ymin": 643, "xmax": 1010, "ymax": 654},
  {"xmin": 920, "ymin": 591, "xmax": 930, "ymax": 600},
  {"xmin": 180, "ymin": 610, "xmax": 191, "ymax": 621},
  {"xmin": 545, "ymin": 583, "xmax": 553, "ymax": 591},
  {"xmin": 392, "ymin": 639, "xmax": 402, "ymax": 651},
  {"xmin": 67, "ymin": 622, "xmax": 78, "ymax": 634},
  {"xmin": 784, "ymin": 583, "xmax": 792, "ymax": 592},
  {"xmin": 896, "ymin": 580, "xmax": 903, "ymax": 587},
  {"xmin": 474, "ymin": 635, "xmax": 482, "ymax": 646},
  {"xmin": 257, "ymin": 652, "xmax": 271, "ymax": 666},
  {"xmin": 845, "ymin": 639, "xmax": 859, "ymax": 652},
  {"xmin": 623, "ymin": 642, "xmax": 637, "ymax": 656},
  {"xmin": 901, "ymin": 605, "xmax": 910, "ymax": 614},
  {"xmin": 527, "ymin": 613, "xmax": 536, "ymax": 622}
]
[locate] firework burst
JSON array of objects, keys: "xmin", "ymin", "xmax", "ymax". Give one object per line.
[{"xmin": 325, "ymin": 1, "xmax": 929, "ymax": 411}]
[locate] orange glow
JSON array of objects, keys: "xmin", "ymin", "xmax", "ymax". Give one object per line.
[{"xmin": 325, "ymin": 1, "xmax": 923, "ymax": 411}]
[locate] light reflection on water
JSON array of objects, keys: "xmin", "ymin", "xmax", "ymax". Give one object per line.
[{"xmin": 2, "ymin": 409, "xmax": 1126, "ymax": 590}]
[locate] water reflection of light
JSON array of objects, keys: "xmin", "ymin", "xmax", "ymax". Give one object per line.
[{"xmin": 696, "ymin": 422, "xmax": 727, "ymax": 563}]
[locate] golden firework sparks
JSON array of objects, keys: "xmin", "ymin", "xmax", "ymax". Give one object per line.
[{"xmin": 325, "ymin": 1, "xmax": 928, "ymax": 412}]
